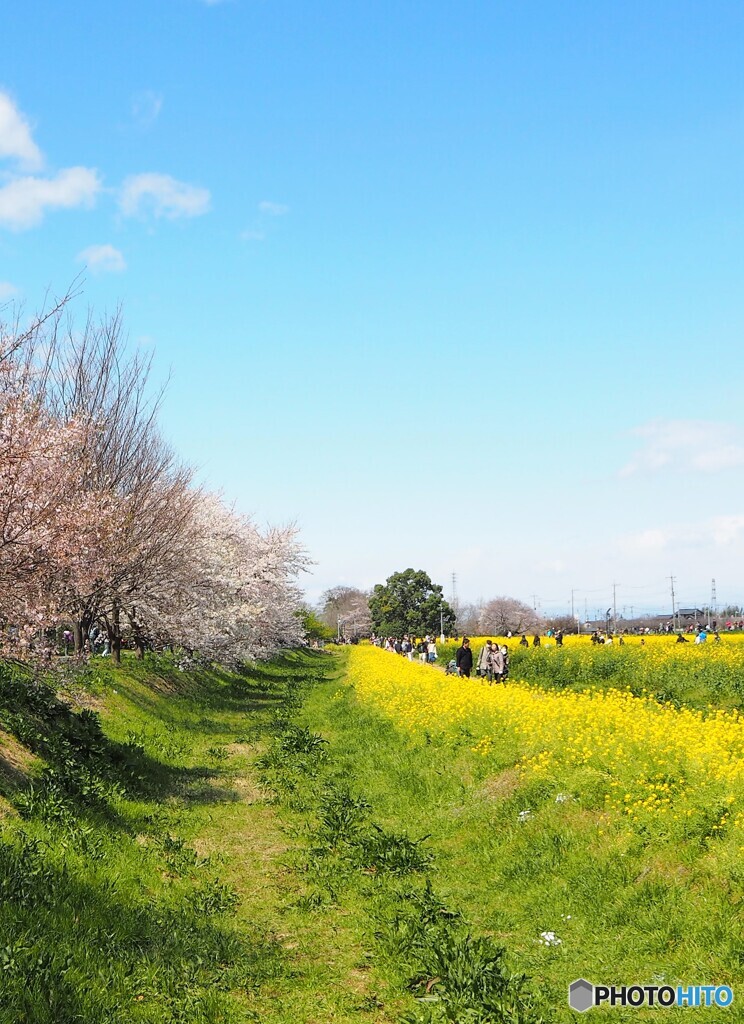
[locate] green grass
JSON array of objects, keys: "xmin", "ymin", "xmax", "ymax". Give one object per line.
[
  {"xmin": 0, "ymin": 648, "xmax": 741, "ymax": 1022},
  {"xmin": 0, "ymin": 650, "xmax": 406, "ymax": 1023}
]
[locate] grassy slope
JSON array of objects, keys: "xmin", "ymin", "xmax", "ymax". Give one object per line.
[
  {"xmin": 0, "ymin": 650, "xmax": 400, "ymax": 1024},
  {"xmin": 294, "ymin": 659, "xmax": 743, "ymax": 1023}
]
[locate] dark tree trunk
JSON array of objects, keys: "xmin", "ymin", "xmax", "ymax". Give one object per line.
[
  {"xmin": 126, "ymin": 607, "xmax": 145, "ymax": 659},
  {"xmin": 110, "ymin": 603, "xmax": 122, "ymax": 665}
]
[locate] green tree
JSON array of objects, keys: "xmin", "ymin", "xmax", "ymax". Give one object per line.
[
  {"xmin": 297, "ymin": 606, "xmax": 335, "ymax": 642},
  {"xmin": 369, "ymin": 569, "xmax": 456, "ymax": 637}
]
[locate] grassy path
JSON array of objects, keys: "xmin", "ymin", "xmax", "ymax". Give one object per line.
[{"xmin": 0, "ymin": 650, "xmax": 402, "ymax": 1023}]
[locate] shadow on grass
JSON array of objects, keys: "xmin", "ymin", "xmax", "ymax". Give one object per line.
[
  {"xmin": 0, "ymin": 829, "xmax": 288, "ymax": 1024},
  {"xmin": 0, "ymin": 648, "xmax": 336, "ymax": 1021},
  {"xmin": 0, "ymin": 649, "xmax": 338, "ymax": 823}
]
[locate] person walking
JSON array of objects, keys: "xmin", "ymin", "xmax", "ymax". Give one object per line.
[
  {"xmin": 456, "ymin": 637, "xmax": 473, "ymax": 678},
  {"xmin": 427, "ymin": 638, "xmax": 438, "ymax": 664},
  {"xmin": 489, "ymin": 643, "xmax": 505, "ymax": 683},
  {"xmin": 500, "ymin": 644, "xmax": 510, "ymax": 681},
  {"xmin": 477, "ymin": 640, "xmax": 493, "ymax": 678}
]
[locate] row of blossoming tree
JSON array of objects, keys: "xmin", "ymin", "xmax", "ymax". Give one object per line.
[{"xmin": 0, "ymin": 291, "xmax": 308, "ymax": 665}]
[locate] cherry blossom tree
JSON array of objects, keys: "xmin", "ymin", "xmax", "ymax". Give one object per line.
[
  {"xmin": 145, "ymin": 493, "xmax": 309, "ymax": 665},
  {"xmin": 0, "ymin": 293, "xmax": 311, "ymax": 664}
]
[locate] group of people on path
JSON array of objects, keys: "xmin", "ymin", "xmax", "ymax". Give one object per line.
[
  {"xmin": 380, "ymin": 635, "xmax": 438, "ymax": 663},
  {"xmin": 452, "ymin": 637, "xmax": 510, "ymax": 684}
]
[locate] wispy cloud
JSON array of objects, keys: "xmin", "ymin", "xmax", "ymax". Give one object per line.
[
  {"xmin": 241, "ymin": 200, "xmax": 290, "ymax": 241},
  {"xmin": 76, "ymin": 243, "xmax": 126, "ymax": 273},
  {"xmin": 119, "ymin": 173, "xmax": 211, "ymax": 219},
  {"xmin": 258, "ymin": 200, "xmax": 289, "ymax": 216},
  {"xmin": 0, "ymin": 281, "xmax": 18, "ymax": 301},
  {"xmin": 620, "ymin": 515, "xmax": 744, "ymax": 555},
  {"xmin": 131, "ymin": 91, "xmax": 163, "ymax": 129},
  {"xmin": 0, "ymin": 167, "xmax": 102, "ymax": 230},
  {"xmin": 0, "ymin": 92, "xmax": 43, "ymax": 171},
  {"xmin": 621, "ymin": 419, "xmax": 744, "ymax": 476}
]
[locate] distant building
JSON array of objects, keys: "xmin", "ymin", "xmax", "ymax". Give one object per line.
[{"xmin": 671, "ymin": 608, "xmax": 704, "ymax": 621}]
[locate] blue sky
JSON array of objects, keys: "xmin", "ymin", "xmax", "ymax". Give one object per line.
[{"xmin": 3, "ymin": 1, "xmax": 744, "ymax": 617}]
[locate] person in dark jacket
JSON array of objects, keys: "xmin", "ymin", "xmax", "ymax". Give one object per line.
[{"xmin": 456, "ymin": 637, "xmax": 473, "ymax": 677}]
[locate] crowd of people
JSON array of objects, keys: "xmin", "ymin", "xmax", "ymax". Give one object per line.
[
  {"xmin": 453, "ymin": 637, "xmax": 510, "ymax": 683},
  {"xmin": 376, "ymin": 635, "xmax": 439, "ymax": 663},
  {"xmin": 375, "ymin": 633, "xmax": 511, "ymax": 684},
  {"xmin": 376, "ymin": 617, "xmax": 726, "ymax": 687}
]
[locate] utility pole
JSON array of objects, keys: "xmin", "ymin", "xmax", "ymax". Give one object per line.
[
  {"xmin": 612, "ymin": 582, "xmax": 618, "ymax": 634},
  {"xmin": 531, "ymin": 594, "xmax": 539, "ymax": 612},
  {"xmin": 571, "ymin": 589, "xmax": 577, "ymax": 632},
  {"xmin": 669, "ymin": 575, "xmax": 677, "ymax": 632},
  {"xmin": 711, "ymin": 578, "xmax": 717, "ymax": 628},
  {"xmin": 451, "ymin": 572, "xmax": 458, "ymax": 612}
]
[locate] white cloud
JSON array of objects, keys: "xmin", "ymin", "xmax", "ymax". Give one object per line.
[
  {"xmin": 0, "ymin": 167, "xmax": 102, "ymax": 230},
  {"xmin": 620, "ymin": 527, "xmax": 674, "ymax": 554},
  {"xmin": 620, "ymin": 515, "xmax": 744, "ymax": 557},
  {"xmin": 535, "ymin": 558, "xmax": 567, "ymax": 574},
  {"xmin": 131, "ymin": 91, "xmax": 163, "ymax": 128},
  {"xmin": 76, "ymin": 243, "xmax": 126, "ymax": 273},
  {"xmin": 0, "ymin": 281, "xmax": 18, "ymax": 301},
  {"xmin": 241, "ymin": 229, "xmax": 265, "ymax": 242},
  {"xmin": 621, "ymin": 419, "xmax": 744, "ymax": 476},
  {"xmin": 119, "ymin": 173, "xmax": 211, "ymax": 219},
  {"xmin": 258, "ymin": 200, "xmax": 289, "ymax": 216},
  {"xmin": 0, "ymin": 92, "xmax": 43, "ymax": 171},
  {"xmin": 709, "ymin": 515, "xmax": 744, "ymax": 546}
]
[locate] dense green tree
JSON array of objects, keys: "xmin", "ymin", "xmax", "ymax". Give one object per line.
[
  {"xmin": 298, "ymin": 606, "xmax": 335, "ymax": 642},
  {"xmin": 369, "ymin": 569, "xmax": 456, "ymax": 637}
]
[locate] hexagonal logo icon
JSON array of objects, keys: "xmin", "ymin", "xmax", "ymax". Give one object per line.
[{"xmin": 568, "ymin": 978, "xmax": 594, "ymax": 1012}]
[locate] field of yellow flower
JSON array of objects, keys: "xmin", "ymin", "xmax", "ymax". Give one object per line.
[
  {"xmin": 346, "ymin": 645, "xmax": 744, "ymax": 847},
  {"xmin": 438, "ymin": 632, "xmax": 744, "ymax": 709}
]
